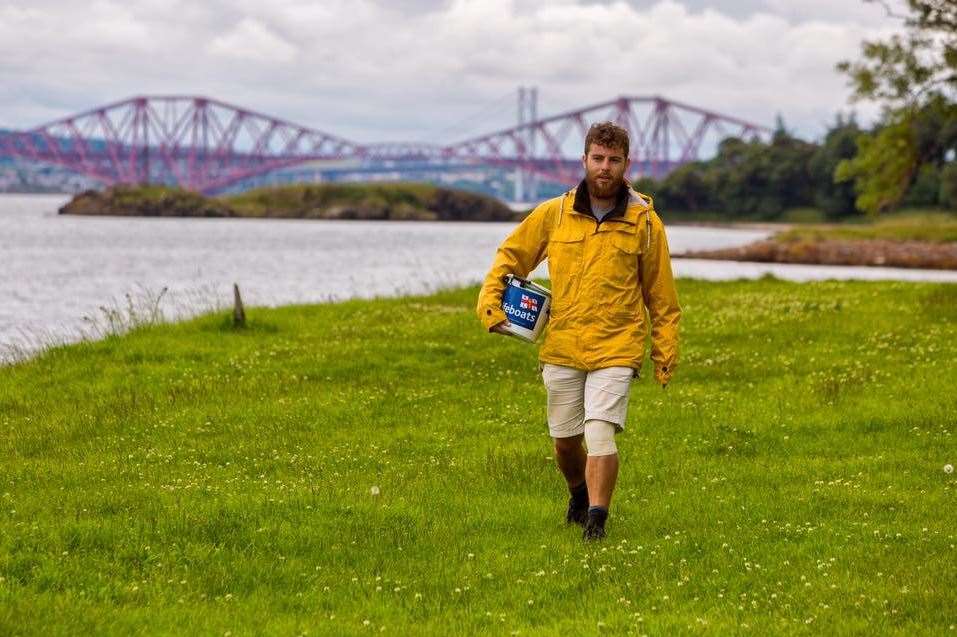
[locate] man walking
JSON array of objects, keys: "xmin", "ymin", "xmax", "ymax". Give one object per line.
[{"xmin": 476, "ymin": 122, "xmax": 681, "ymax": 540}]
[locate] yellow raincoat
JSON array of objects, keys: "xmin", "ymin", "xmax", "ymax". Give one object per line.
[{"xmin": 476, "ymin": 183, "xmax": 681, "ymax": 385}]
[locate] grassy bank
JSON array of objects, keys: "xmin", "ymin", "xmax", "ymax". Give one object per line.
[
  {"xmin": 2, "ymin": 279, "xmax": 956, "ymax": 635},
  {"xmin": 773, "ymin": 212, "xmax": 957, "ymax": 244},
  {"xmin": 58, "ymin": 183, "xmax": 516, "ymax": 222},
  {"xmin": 659, "ymin": 207, "xmax": 957, "ymax": 229},
  {"xmin": 677, "ymin": 212, "xmax": 957, "ymax": 269}
]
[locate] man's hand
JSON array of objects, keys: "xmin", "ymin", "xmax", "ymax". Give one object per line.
[
  {"xmin": 655, "ymin": 365, "xmax": 672, "ymax": 388},
  {"xmin": 490, "ymin": 320, "xmax": 511, "ymax": 335}
]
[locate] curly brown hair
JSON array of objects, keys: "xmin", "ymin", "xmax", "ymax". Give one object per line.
[{"xmin": 584, "ymin": 121, "xmax": 630, "ymax": 158}]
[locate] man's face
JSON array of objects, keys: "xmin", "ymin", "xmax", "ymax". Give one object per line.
[{"xmin": 582, "ymin": 143, "xmax": 630, "ymax": 199}]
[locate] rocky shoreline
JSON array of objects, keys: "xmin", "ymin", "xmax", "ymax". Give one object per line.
[{"xmin": 677, "ymin": 238, "xmax": 957, "ymax": 270}]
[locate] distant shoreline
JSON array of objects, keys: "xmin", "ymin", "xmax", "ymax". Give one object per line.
[
  {"xmin": 57, "ymin": 183, "xmax": 521, "ymax": 222},
  {"xmin": 677, "ymin": 239, "xmax": 957, "ymax": 270}
]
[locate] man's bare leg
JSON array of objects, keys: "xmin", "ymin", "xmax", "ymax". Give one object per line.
[
  {"xmin": 553, "ymin": 434, "xmax": 589, "ymax": 525},
  {"xmin": 553, "ymin": 434, "xmax": 586, "ymax": 486},
  {"xmin": 585, "ymin": 453, "xmax": 619, "ymax": 508}
]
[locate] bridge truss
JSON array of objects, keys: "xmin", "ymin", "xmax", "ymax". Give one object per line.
[{"xmin": 0, "ymin": 94, "xmax": 770, "ymax": 194}]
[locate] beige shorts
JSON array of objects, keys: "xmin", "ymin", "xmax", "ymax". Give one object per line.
[{"xmin": 541, "ymin": 363, "xmax": 636, "ymax": 438}]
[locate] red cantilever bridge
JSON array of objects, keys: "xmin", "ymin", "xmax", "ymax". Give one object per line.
[{"xmin": 0, "ymin": 95, "xmax": 770, "ymax": 194}]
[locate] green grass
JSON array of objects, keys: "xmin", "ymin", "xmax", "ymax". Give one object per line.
[
  {"xmin": 69, "ymin": 183, "xmax": 514, "ymax": 221},
  {"xmin": 2, "ymin": 279, "xmax": 956, "ymax": 635},
  {"xmin": 775, "ymin": 212, "xmax": 957, "ymax": 243},
  {"xmin": 224, "ymin": 182, "xmax": 440, "ymax": 217}
]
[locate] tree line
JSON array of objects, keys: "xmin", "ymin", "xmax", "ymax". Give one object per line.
[{"xmin": 635, "ymin": 0, "xmax": 957, "ymax": 220}]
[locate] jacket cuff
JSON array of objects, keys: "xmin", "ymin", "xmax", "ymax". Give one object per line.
[
  {"xmin": 480, "ymin": 305, "xmax": 508, "ymax": 332},
  {"xmin": 654, "ymin": 364, "xmax": 674, "ymax": 386}
]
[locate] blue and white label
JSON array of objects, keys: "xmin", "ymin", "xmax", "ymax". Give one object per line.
[{"xmin": 502, "ymin": 285, "xmax": 546, "ymax": 330}]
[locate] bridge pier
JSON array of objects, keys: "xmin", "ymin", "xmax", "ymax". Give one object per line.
[{"xmin": 514, "ymin": 86, "xmax": 538, "ymax": 205}]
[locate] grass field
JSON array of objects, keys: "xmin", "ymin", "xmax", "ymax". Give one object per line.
[
  {"xmin": 774, "ymin": 212, "xmax": 957, "ymax": 244},
  {"xmin": 1, "ymin": 278, "xmax": 956, "ymax": 635}
]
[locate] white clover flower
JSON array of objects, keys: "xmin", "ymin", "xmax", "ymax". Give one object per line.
[
  {"xmin": 370, "ymin": 486, "xmax": 380, "ymax": 496},
  {"xmin": 945, "ymin": 464, "xmax": 954, "ymax": 474}
]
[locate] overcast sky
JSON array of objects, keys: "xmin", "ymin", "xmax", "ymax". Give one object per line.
[{"xmin": 0, "ymin": 0, "xmax": 902, "ymax": 146}]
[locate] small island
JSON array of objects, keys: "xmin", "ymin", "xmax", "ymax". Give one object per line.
[
  {"xmin": 59, "ymin": 183, "xmax": 520, "ymax": 222},
  {"xmin": 675, "ymin": 213, "xmax": 957, "ymax": 270}
]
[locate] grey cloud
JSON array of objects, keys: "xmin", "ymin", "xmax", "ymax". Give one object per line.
[
  {"xmin": 588, "ymin": 0, "xmax": 770, "ymax": 19},
  {"xmin": 592, "ymin": 0, "xmax": 900, "ymax": 25},
  {"xmin": 0, "ymin": 0, "xmax": 893, "ymax": 144}
]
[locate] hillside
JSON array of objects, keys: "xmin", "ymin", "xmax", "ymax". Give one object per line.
[{"xmin": 58, "ymin": 183, "xmax": 518, "ymax": 222}]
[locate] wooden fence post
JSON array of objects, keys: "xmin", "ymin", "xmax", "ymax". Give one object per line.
[{"xmin": 233, "ymin": 283, "xmax": 246, "ymax": 328}]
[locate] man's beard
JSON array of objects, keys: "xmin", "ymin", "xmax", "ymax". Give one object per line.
[{"xmin": 587, "ymin": 172, "xmax": 623, "ymax": 199}]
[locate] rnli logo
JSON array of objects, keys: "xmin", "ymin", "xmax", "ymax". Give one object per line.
[
  {"xmin": 503, "ymin": 303, "xmax": 538, "ymax": 321},
  {"xmin": 501, "ymin": 286, "xmax": 545, "ymax": 330},
  {"xmin": 502, "ymin": 299, "xmax": 541, "ymax": 329}
]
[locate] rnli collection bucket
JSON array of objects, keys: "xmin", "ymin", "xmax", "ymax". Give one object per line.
[{"xmin": 500, "ymin": 274, "xmax": 551, "ymax": 343}]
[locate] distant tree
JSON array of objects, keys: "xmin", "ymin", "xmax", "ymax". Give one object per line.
[
  {"xmin": 836, "ymin": 112, "xmax": 918, "ymax": 214},
  {"xmin": 939, "ymin": 161, "xmax": 957, "ymax": 208},
  {"xmin": 904, "ymin": 164, "xmax": 944, "ymax": 206},
  {"xmin": 655, "ymin": 163, "xmax": 715, "ymax": 212},
  {"xmin": 838, "ymin": 0, "xmax": 956, "ymax": 108},
  {"xmin": 912, "ymin": 93, "xmax": 957, "ymax": 164},
  {"xmin": 808, "ymin": 114, "xmax": 861, "ymax": 217},
  {"xmin": 836, "ymin": 0, "xmax": 957, "ymax": 214},
  {"xmin": 712, "ymin": 125, "xmax": 816, "ymax": 218},
  {"xmin": 629, "ymin": 176, "xmax": 659, "ymax": 198},
  {"xmin": 765, "ymin": 122, "xmax": 818, "ymax": 211},
  {"xmin": 654, "ymin": 128, "xmax": 820, "ymax": 219}
]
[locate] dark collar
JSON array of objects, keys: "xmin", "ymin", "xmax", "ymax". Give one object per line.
[{"xmin": 572, "ymin": 179, "xmax": 630, "ymax": 221}]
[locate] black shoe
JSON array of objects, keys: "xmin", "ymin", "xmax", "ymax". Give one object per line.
[
  {"xmin": 565, "ymin": 499, "xmax": 588, "ymax": 526},
  {"xmin": 565, "ymin": 481, "xmax": 589, "ymax": 526},
  {"xmin": 583, "ymin": 507, "xmax": 608, "ymax": 541},
  {"xmin": 582, "ymin": 518, "xmax": 607, "ymax": 541}
]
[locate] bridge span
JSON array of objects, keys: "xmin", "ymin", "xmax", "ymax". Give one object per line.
[{"xmin": 0, "ymin": 94, "xmax": 769, "ymax": 195}]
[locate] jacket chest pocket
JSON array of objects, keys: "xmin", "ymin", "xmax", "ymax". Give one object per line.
[
  {"xmin": 546, "ymin": 232, "xmax": 585, "ymax": 310},
  {"xmin": 597, "ymin": 232, "xmax": 642, "ymax": 313},
  {"xmin": 605, "ymin": 233, "xmax": 641, "ymax": 272}
]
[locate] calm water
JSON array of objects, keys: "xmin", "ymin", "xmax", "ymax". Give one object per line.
[{"xmin": 3, "ymin": 193, "xmax": 956, "ymax": 358}]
